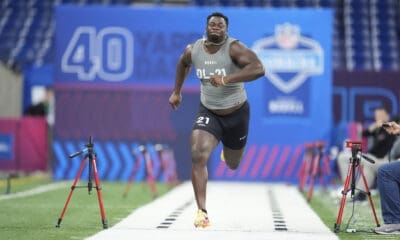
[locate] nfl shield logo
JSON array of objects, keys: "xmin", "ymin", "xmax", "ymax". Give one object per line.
[
  {"xmin": 252, "ymin": 23, "xmax": 324, "ymax": 94},
  {"xmin": 275, "ymin": 23, "xmax": 300, "ymax": 49}
]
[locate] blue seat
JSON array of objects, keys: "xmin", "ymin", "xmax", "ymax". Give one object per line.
[
  {"xmin": 295, "ymin": 0, "xmax": 308, "ymax": 7},
  {"xmin": 319, "ymin": 0, "xmax": 334, "ymax": 7},
  {"xmin": 0, "ymin": 0, "xmax": 396, "ymax": 73}
]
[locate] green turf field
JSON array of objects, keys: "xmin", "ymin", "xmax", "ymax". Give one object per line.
[
  {"xmin": 0, "ymin": 174, "xmax": 171, "ymax": 240},
  {"xmin": 2, "ymin": 174, "xmax": 400, "ymax": 240},
  {"xmin": 309, "ymin": 188, "xmax": 399, "ymax": 240}
]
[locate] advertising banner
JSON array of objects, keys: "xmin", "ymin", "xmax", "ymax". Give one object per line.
[{"xmin": 0, "ymin": 118, "xmax": 47, "ymax": 172}]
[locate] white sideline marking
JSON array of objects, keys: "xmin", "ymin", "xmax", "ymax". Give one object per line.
[
  {"xmin": 0, "ymin": 182, "xmax": 67, "ymax": 201},
  {"xmin": 87, "ymin": 182, "xmax": 338, "ymax": 240}
]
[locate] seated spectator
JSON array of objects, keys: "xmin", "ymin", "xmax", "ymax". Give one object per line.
[
  {"xmin": 389, "ymin": 135, "xmax": 400, "ymax": 161},
  {"xmin": 336, "ymin": 107, "xmax": 396, "ymax": 201},
  {"xmin": 388, "ymin": 115, "xmax": 400, "ymax": 161},
  {"xmin": 374, "ymin": 120, "xmax": 400, "ymax": 234}
]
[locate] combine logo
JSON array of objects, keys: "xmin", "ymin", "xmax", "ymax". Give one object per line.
[{"xmin": 252, "ymin": 23, "xmax": 324, "ymax": 94}]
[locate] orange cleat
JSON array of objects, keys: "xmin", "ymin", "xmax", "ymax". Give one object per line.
[{"xmin": 194, "ymin": 209, "xmax": 210, "ymax": 228}]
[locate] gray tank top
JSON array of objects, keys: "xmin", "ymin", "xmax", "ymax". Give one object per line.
[{"xmin": 191, "ymin": 37, "xmax": 247, "ymax": 110}]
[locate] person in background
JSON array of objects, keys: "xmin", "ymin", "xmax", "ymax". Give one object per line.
[
  {"xmin": 24, "ymin": 87, "xmax": 54, "ymax": 126},
  {"xmin": 374, "ymin": 121, "xmax": 400, "ymax": 234},
  {"xmin": 336, "ymin": 107, "xmax": 396, "ymax": 202},
  {"xmin": 24, "ymin": 87, "xmax": 55, "ymax": 170}
]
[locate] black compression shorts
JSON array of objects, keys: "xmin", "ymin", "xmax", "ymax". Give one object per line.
[{"xmin": 192, "ymin": 101, "xmax": 250, "ymax": 150}]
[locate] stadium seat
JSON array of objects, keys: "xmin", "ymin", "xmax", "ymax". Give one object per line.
[{"xmin": 0, "ymin": 0, "xmax": 399, "ymax": 71}]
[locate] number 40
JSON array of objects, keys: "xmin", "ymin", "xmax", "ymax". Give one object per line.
[{"xmin": 61, "ymin": 26, "xmax": 134, "ymax": 82}]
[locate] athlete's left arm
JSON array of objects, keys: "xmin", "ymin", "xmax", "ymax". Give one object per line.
[{"xmin": 226, "ymin": 40, "xmax": 265, "ymax": 84}]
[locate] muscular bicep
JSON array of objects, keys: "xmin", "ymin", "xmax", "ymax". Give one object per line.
[
  {"xmin": 230, "ymin": 41, "xmax": 261, "ymax": 68},
  {"xmin": 179, "ymin": 44, "xmax": 193, "ymax": 67}
]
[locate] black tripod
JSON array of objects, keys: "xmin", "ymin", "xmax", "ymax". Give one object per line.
[
  {"xmin": 334, "ymin": 141, "xmax": 380, "ymax": 233},
  {"xmin": 56, "ymin": 136, "xmax": 108, "ymax": 229}
]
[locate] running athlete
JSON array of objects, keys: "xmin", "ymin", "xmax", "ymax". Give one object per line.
[{"xmin": 169, "ymin": 12, "xmax": 265, "ymax": 228}]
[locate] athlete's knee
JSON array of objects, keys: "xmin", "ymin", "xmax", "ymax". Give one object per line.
[
  {"xmin": 226, "ymin": 159, "xmax": 240, "ymax": 170},
  {"xmin": 191, "ymin": 146, "xmax": 210, "ymax": 165},
  {"xmin": 223, "ymin": 152, "xmax": 243, "ymax": 170}
]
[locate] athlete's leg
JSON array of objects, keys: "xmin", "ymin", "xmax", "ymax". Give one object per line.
[
  {"xmin": 222, "ymin": 146, "xmax": 245, "ymax": 170},
  {"xmin": 191, "ymin": 129, "xmax": 219, "ymax": 211},
  {"xmin": 220, "ymin": 101, "xmax": 249, "ymax": 170}
]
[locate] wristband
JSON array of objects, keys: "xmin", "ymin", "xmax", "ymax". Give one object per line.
[{"xmin": 221, "ymin": 76, "xmax": 226, "ymax": 86}]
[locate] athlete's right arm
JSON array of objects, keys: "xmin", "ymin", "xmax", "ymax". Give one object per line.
[{"xmin": 169, "ymin": 44, "xmax": 193, "ymax": 110}]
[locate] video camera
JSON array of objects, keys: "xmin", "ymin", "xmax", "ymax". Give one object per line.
[
  {"xmin": 345, "ymin": 141, "xmax": 362, "ymax": 152},
  {"xmin": 345, "ymin": 140, "xmax": 375, "ymax": 164}
]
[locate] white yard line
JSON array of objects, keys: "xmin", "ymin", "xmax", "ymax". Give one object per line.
[
  {"xmin": 0, "ymin": 182, "xmax": 67, "ymax": 201},
  {"xmin": 86, "ymin": 181, "xmax": 338, "ymax": 240}
]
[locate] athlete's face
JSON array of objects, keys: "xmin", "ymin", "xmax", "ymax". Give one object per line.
[{"xmin": 206, "ymin": 16, "xmax": 227, "ymax": 43}]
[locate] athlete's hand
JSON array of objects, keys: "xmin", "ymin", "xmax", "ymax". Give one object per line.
[
  {"xmin": 169, "ymin": 92, "xmax": 182, "ymax": 110},
  {"xmin": 209, "ymin": 75, "xmax": 227, "ymax": 87}
]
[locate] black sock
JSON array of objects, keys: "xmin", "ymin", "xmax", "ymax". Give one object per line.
[{"xmin": 201, "ymin": 208, "xmax": 207, "ymax": 213}]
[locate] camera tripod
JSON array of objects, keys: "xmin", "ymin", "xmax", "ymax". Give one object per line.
[
  {"xmin": 306, "ymin": 141, "xmax": 332, "ymax": 202},
  {"xmin": 299, "ymin": 141, "xmax": 333, "ymax": 202},
  {"xmin": 154, "ymin": 144, "xmax": 178, "ymax": 187},
  {"xmin": 122, "ymin": 144, "xmax": 157, "ymax": 199},
  {"xmin": 298, "ymin": 143, "xmax": 314, "ymax": 193},
  {"xmin": 334, "ymin": 141, "xmax": 380, "ymax": 233},
  {"xmin": 56, "ymin": 136, "xmax": 108, "ymax": 229}
]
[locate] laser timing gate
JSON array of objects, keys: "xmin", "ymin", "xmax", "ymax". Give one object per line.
[{"xmin": 334, "ymin": 141, "xmax": 380, "ymax": 233}]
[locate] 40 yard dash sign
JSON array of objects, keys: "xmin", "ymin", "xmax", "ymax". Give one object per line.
[{"xmin": 59, "ymin": 26, "xmax": 134, "ymax": 82}]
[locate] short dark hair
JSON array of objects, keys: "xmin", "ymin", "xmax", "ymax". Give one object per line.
[
  {"xmin": 375, "ymin": 106, "xmax": 388, "ymax": 112},
  {"xmin": 207, "ymin": 12, "xmax": 229, "ymax": 28}
]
